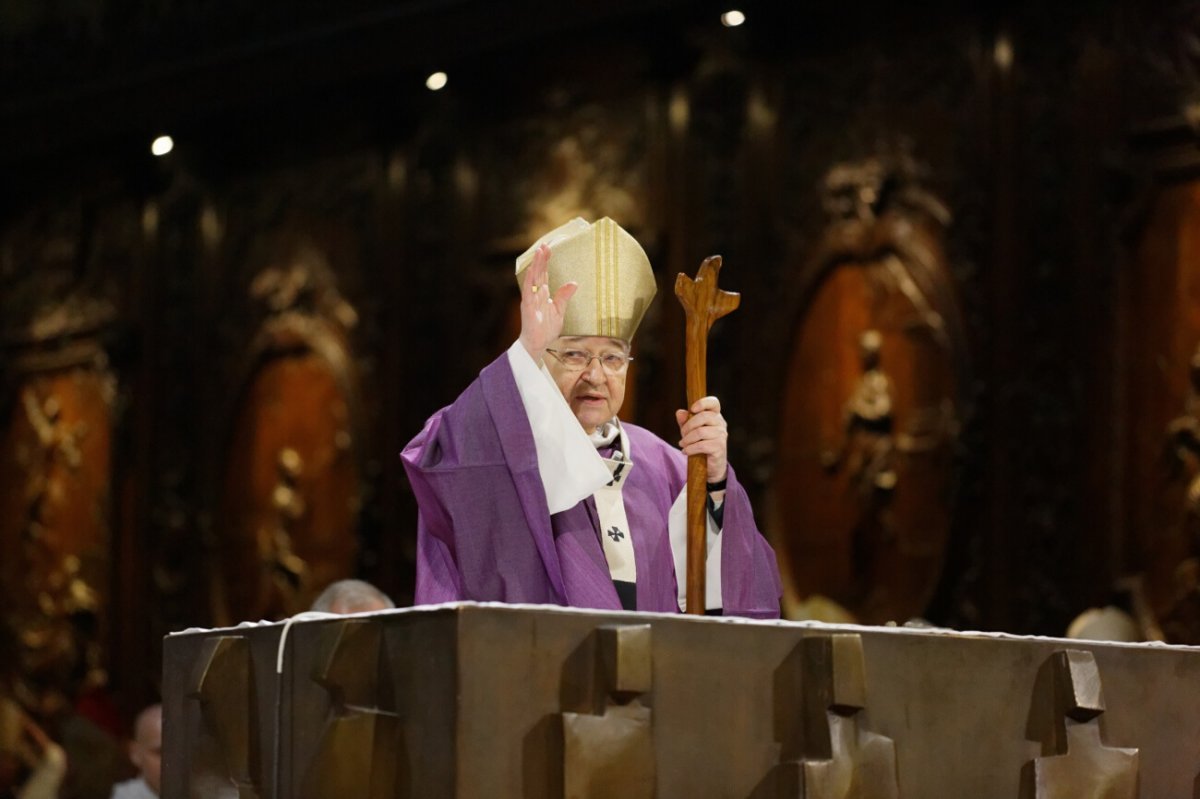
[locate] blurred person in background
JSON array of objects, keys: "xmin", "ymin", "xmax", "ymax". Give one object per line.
[
  {"xmin": 0, "ymin": 697, "xmax": 67, "ymax": 799},
  {"xmin": 108, "ymin": 705, "xmax": 159, "ymax": 799},
  {"xmin": 309, "ymin": 579, "xmax": 394, "ymax": 615}
]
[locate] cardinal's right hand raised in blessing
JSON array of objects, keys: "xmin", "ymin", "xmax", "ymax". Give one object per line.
[{"xmin": 518, "ymin": 243, "xmax": 579, "ymax": 365}]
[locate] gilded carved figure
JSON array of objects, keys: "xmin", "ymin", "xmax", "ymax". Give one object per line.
[
  {"xmin": 8, "ymin": 385, "xmax": 103, "ymax": 717},
  {"xmin": 823, "ymin": 330, "xmax": 898, "ymax": 596},
  {"xmin": 262, "ymin": 447, "xmax": 309, "ymax": 614}
]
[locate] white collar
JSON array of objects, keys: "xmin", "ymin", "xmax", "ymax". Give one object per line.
[{"xmin": 589, "ymin": 418, "xmax": 621, "ymax": 449}]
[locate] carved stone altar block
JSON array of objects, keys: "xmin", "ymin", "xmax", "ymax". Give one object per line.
[
  {"xmin": 561, "ymin": 624, "xmax": 655, "ymax": 799},
  {"xmin": 1022, "ymin": 649, "xmax": 1138, "ymax": 799},
  {"xmin": 301, "ymin": 620, "xmax": 403, "ymax": 799},
  {"xmin": 162, "ymin": 604, "xmax": 1200, "ymax": 797},
  {"xmin": 770, "ymin": 633, "xmax": 899, "ymax": 799},
  {"xmin": 562, "ymin": 706, "xmax": 653, "ymax": 799},
  {"xmin": 186, "ymin": 635, "xmax": 263, "ymax": 799},
  {"xmin": 301, "ymin": 713, "xmax": 401, "ymax": 799}
]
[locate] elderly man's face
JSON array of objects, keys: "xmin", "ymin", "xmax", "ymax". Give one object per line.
[{"xmin": 545, "ymin": 336, "xmax": 629, "ymax": 434}]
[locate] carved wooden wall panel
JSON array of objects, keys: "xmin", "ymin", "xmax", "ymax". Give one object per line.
[
  {"xmin": 1124, "ymin": 179, "xmax": 1200, "ymax": 644},
  {"xmin": 773, "ymin": 160, "xmax": 966, "ymax": 625},
  {"xmin": 211, "ymin": 243, "xmax": 363, "ymax": 626},
  {"xmin": 0, "ymin": 199, "xmax": 132, "ymax": 757},
  {"xmin": 0, "ymin": 350, "xmax": 115, "ymax": 716},
  {"xmin": 215, "ymin": 352, "xmax": 360, "ymax": 623}
]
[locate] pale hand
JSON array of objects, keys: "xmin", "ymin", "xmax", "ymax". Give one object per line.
[
  {"xmin": 676, "ymin": 395, "xmax": 729, "ymax": 487},
  {"xmin": 518, "ymin": 243, "xmax": 578, "ymax": 364}
]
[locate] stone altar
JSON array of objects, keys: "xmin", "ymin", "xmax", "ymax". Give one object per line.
[{"xmin": 162, "ymin": 603, "xmax": 1200, "ymax": 797}]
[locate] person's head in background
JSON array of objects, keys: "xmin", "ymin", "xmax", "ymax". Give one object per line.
[
  {"xmin": 310, "ymin": 579, "xmax": 394, "ymax": 615},
  {"xmin": 129, "ymin": 704, "xmax": 162, "ymax": 796}
]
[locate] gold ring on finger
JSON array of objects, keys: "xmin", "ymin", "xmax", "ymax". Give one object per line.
[{"xmin": 531, "ymin": 285, "xmax": 539, "ymax": 293}]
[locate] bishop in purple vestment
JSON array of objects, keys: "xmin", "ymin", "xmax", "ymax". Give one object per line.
[{"xmin": 402, "ymin": 218, "xmax": 781, "ymax": 618}]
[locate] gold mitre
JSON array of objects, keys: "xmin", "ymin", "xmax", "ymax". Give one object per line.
[{"xmin": 515, "ymin": 217, "xmax": 656, "ymax": 342}]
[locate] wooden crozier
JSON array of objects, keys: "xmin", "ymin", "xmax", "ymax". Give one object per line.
[{"xmin": 675, "ymin": 256, "xmax": 740, "ymax": 614}]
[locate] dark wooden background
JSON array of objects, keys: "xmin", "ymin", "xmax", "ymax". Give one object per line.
[{"xmin": 5, "ymin": 2, "xmax": 1200, "ymax": 789}]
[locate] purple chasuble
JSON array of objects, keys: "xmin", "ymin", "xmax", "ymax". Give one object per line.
[{"xmin": 401, "ymin": 353, "xmax": 782, "ymax": 618}]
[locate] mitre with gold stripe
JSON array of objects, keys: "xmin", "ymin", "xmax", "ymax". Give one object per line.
[{"xmin": 515, "ymin": 217, "xmax": 656, "ymax": 342}]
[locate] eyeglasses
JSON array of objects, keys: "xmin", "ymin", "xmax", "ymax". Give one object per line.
[{"xmin": 545, "ymin": 348, "xmax": 633, "ymax": 374}]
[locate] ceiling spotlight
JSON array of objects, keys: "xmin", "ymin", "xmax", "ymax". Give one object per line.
[
  {"xmin": 151, "ymin": 135, "xmax": 174, "ymax": 157},
  {"xmin": 426, "ymin": 71, "xmax": 448, "ymax": 91},
  {"xmin": 721, "ymin": 10, "xmax": 745, "ymax": 27},
  {"xmin": 993, "ymin": 34, "xmax": 1014, "ymax": 71}
]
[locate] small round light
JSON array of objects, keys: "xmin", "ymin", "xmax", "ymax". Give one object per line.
[
  {"xmin": 151, "ymin": 135, "xmax": 174, "ymax": 157},
  {"xmin": 425, "ymin": 71, "xmax": 448, "ymax": 91},
  {"xmin": 721, "ymin": 10, "xmax": 745, "ymax": 27},
  {"xmin": 993, "ymin": 35, "xmax": 1014, "ymax": 71}
]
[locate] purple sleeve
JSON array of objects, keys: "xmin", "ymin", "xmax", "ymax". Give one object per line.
[
  {"xmin": 624, "ymin": 423, "xmax": 781, "ymax": 619},
  {"xmin": 414, "ymin": 519, "xmax": 466, "ymax": 603},
  {"xmin": 400, "ymin": 354, "xmax": 566, "ymax": 606},
  {"xmin": 403, "ymin": 409, "xmax": 466, "ymax": 604},
  {"xmin": 719, "ymin": 465, "xmax": 783, "ymax": 619}
]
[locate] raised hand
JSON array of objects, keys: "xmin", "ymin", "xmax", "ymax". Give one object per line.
[
  {"xmin": 518, "ymin": 243, "xmax": 578, "ymax": 364},
  {"xmin": 675, "ymin": 395, "xmax": 728, "ymax": 487}
]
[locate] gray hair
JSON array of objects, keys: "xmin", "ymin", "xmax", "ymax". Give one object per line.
[{"xmin": 310, "ymin": 579, "xmax": 394, "ymax": 614}]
